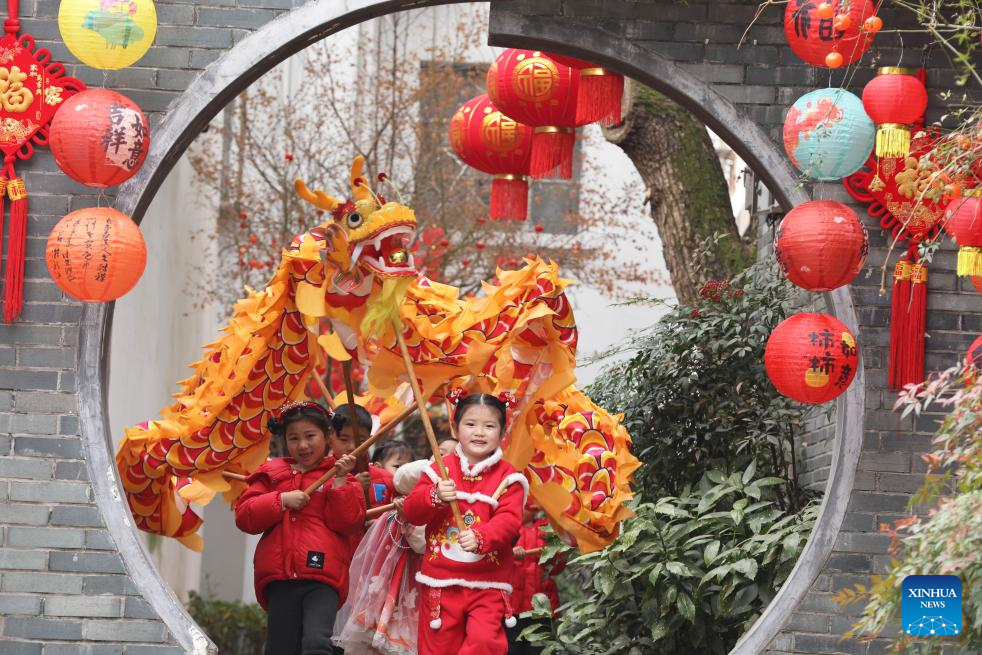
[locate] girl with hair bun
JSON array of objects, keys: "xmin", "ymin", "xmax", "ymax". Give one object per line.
[{"xmin": 403, "ymin": 392, "xmax": 527, "ymax": 655}]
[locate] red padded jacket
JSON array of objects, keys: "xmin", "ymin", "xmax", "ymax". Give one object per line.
[{"xmin": 234, "ymin": 456, "xmax": 366, "ymax": 608}]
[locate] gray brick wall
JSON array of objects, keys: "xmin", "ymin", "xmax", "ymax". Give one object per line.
[{"xmin": 1, "ymin": 1, "xmax": 978, "ymax": 653}]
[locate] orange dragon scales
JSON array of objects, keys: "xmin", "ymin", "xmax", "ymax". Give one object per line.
[{"xmin": 116, "ymin": 157, "xmax": 639, "ymax": 553}]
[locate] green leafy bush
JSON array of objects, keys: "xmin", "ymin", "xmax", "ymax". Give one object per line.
[
  {"xmin": 587, "ymin": 261, "xmax": 817, "ymax": 512},
  {"xmin": 186, "ymin": 591, "xmax": 266, "ymax": 655},
  {"xmin": 527, "ymin": 466, "xmax": 818, "ymax": 655}
]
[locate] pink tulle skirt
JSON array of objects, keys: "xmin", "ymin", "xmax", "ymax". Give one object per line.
[{"xmin": 334, "ymin": 512, "xmax": 420, "ymax": 655}]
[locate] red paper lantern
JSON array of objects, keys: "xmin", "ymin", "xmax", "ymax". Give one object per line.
[
  {"xmin": 487, "ymin": 49, "xmax": 580, "ymax": 179},
  {"xmin": 861, "ymin": 67, "xmax": 928, "ymax": 158},
  {"xmin": 45, "ymin": 207, "xmax": 147, "ymax": 301},
  {"xmin": 784, "ymin": 0, "xmax": 875, "ymax": 68},
  {"xmin": 546, "ymin": 53, "xmax": 623, "ymax": 127},
  {"xmin": 49, "ymin": 89, "xmax": 150, "ymax": 188},
  {"xmin": 775, "ymin": 200, "xmax": 868, "ymax": 291},
  {"xmin": 943, "ymin": 189, "xmax": 982, "ymax": 277},
  {"xmin": 765, "ymin": 313, "xmax": 859, "ymax": 404},
  {"xmin": 449, "ymin": 94, "xmax": 532, "ymax": 221}
]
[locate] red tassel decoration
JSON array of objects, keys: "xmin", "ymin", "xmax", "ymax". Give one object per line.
[
  {"xmin": 530, "ymin": 127, "xmax": 575, "ymax": 179},
  {"xmin": 3, "ymin": 177, "xmax": 26, "ymax": 322},
  {"xmin": 905, "ymin": 260, "xmax": 927, "ymax": 385},
  {"xmin": 888, "ymin": 258, "xmax": 911, "ymax": 389},
  {"xmin": 3, "ymin": 177, "xmax": 25, "ymax": 321},
  {"xmin": 489, "ymin": 175, "xmax": 529, "ymax": 221},
  {"xmin": 577, "ymin": 67, "xmax": 624, "ymax": 127}
]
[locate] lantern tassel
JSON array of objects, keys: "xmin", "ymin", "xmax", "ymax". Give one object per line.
[
  {"xmin": 490, "ymin": 175, "xmax": 529, "ymax": 221},
  {"xmin": 904, "ymin": 261, "xmax": 927, "ymax": 386},
  {"xmin": 2, "ymin": 174, "xmax": 25, "ymax": 323},
  {"xmin": 888, "ymin": 258, "xmax": 912, "ymax": 390},
  {"xmin": 957, "ymin": 247, "xmax": 982, "ymax": 277},
  {"xmin": 530, "ymin": 127, "xmax": 575, "ymax": 179},
  {"xmin": 576, "ymin": 68, "xmax": 623, "ymax": 127},
  {"xmin": 875, "ymin": 123, "xmax": 911, "ymax": 159}
]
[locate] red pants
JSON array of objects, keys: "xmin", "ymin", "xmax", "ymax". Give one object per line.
[{"xmin": 418, "ymin": 586, "xmax": 508, "ymax": 655}]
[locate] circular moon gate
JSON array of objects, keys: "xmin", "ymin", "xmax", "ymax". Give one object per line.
[{"xmin": 77, "ymin": 2, "xmax": 864, "ymax": 653}]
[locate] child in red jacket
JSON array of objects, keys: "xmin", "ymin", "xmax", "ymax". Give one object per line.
[
  {"xmin": 403, "ymin": 393, "xmax": 527, "ymax": 655},
  {"xmin": 235, "ymin": 401, "xmax": 365, "ymax": 655},
  {"xmin": 332, "ymin": 404, "xmax": 395, "ymax": 506},
  {"xmin": 506, "ymin": 501, "xmax": 564, "ymax": 655}
]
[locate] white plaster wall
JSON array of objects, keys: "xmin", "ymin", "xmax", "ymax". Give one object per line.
[{"xmin": 107, "ymin": 153, "xmax": 220, "ymax": 603}]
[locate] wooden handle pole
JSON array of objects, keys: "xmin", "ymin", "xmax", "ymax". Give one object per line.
[
  {"xmin": 311, "ymin": 373, "xmax": 337, "ymax": 412},
  {"xmin": 393, "ymin": 318, "xmax": 466, "ymax": 530},
  {"xmin": 302, "ymin": 400, "xmax": 418, "ymax": 495},
  {"xmin": 341, "ymin": 360, "xmax": 369, "ymax": 476},
  {"xmin": 514, "ymin": 546, "xmax": 543, "ymax": 560},
  {"xmin": 222, "ymin": 471, "xmax": 248, "ymax": 482},
  {"xmin": 365, "ymin": 502, "xmax": 396, "ymax": 520}
]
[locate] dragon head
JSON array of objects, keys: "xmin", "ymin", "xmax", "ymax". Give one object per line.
[{"xmin": 294, "ymin": 155, "xmax": 417, "ymax": 279}]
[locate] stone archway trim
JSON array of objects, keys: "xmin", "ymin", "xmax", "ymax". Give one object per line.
[{"xmin": 78, "ymin": 2, "xmax": 865, "ymax": 652}]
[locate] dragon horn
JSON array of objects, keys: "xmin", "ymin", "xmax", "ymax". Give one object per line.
[
  {"xmin": 349, "ymin": 155, "xmax": 371, "ymax": 203},
  {"xmin": 294, "ymin": 179, "xmax": 340, "ymax": 211}
]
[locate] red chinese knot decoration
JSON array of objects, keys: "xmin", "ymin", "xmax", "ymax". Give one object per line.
[
  {"xmin": 449, "ymin": 94, "xmax": 532, "ymax": 221},
  {"xmin": 765, "ymin": 313, "xmax": 859, "ymax": 404},
  {"xmin": 486, "ymin": 48, "xmax": 580, "ymax": 180},
  {"xmin": 49, "ymin": 88, "xmax": 149, "ymax": 188},
  {"xmin": 784, "ymin": 0, "xmax": 875, "ymax": 68},
  {"xmin": 861, "ymin": 67, "xmax": 928, "ymax": 158},
  {"xmin": 775, "ymin": 200, "xmax": 868, "ymax": 291},
  {"xmin": 45, "ymin": 207, "xmax": 147, "ymax": 302},
  {"xmin": 0, "ymin": 13, "xmax": 84, "ymax": 321}
]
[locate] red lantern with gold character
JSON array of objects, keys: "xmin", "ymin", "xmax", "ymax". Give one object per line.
[
  {"xmin": 765, "ymin": 313, "xmax": 859, "ymax": 404},
  {"xmin": 487, "ymin": 48, "xmax": 580, "ymax": 179},
  {"xmin": 944, "ymin": 189, "xmax": 982, "ymax": 277},
  {"xmin": 775, "ymin": 200, "xmax": 868, "ymax": 291},
  {"xmin": 784, "ymin": 0, "xmax": 876, "ymax": 68},
  {"xmin": 450, "ymin": 94, "xmax": 532, "ymax": 221},
  {"xmin": 49, "ymin": 89, "xmax": 150, "ymax": 188},
  {"xmin": 546, "ymin": 53, "xmax": 623, "ymax": 127},
  {"xmin": 45, "ymin": 207, "xmax": 147, "ymax": 302},
  {"xmin": 862, "ymin": 67, "xmax": 928, "ymax": 158}
]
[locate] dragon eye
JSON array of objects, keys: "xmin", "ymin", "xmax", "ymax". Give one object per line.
[{"xmin": 346, "ymin": 213, "xmax": 363, "ymax": 229}]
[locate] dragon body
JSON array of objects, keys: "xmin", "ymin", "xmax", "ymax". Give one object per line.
[{"xmin": 116, "ymin": 157, "xmax": 639, "ymax": 553}]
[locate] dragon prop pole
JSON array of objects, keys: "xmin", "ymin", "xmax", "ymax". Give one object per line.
[
  {"xmin": 393, "ymin": 317, "xmax": 466, "ymax": 531},
  {"xmin": 342, "ymin": 359, "xmax": 369, "ymax": 476}
]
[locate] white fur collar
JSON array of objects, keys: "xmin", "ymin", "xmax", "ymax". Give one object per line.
[{"xmin": 456, "ymin": 444, "xmax": 503, "ymax": 477}]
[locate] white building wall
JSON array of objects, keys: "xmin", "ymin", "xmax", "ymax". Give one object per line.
[{"xmin": 107, "ymin": 153, "xmax": 220, "ymax": 603}]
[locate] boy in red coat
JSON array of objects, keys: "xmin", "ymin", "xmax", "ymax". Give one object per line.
[
  {"xmin": 403, "ymin": 393, "xmax": 527, "ymax": 655},
  {"xmin": 506, "ymin": 502, "xmax": 564, "ymax": 655},
  {"xmin": 331, "ymin": 404, "xmax": 395, "ymax": 506},
  {"xmin": 235, "ymin": 401, "xmax": 365, "ymax": 655}
]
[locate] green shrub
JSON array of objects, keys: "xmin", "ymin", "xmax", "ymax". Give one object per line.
[
  {"xmin": 526, "ymin": 466, "xmax": 818, "ymax": 655},
  {"xmin": 186, "ymin": 591, "xmax": 266, "ymax": 655},
  {"xmin": 587, "ymin": 260, "xmax": 817, "ymax": 511}
]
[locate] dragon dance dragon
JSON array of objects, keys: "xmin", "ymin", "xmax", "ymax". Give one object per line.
[{"xmin": 116, "ymin": 156, "xmax": 639, "ymax": 553}]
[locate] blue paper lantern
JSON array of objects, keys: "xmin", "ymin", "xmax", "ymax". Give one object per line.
[{"xmin": 783, "ymin": 88, "xmax": 874, "ymax": 181}]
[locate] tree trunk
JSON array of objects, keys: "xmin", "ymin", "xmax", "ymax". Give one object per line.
[{"xmin": 603, "ymin": 81, "xmax": 753, "ymax": 304}]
